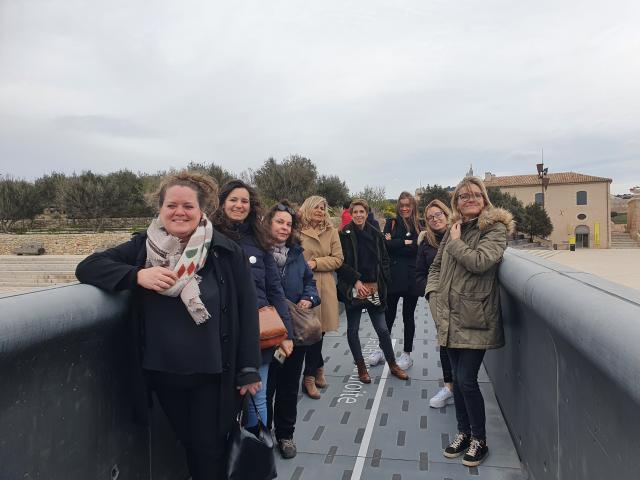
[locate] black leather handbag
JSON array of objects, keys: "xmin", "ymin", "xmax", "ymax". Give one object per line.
[{"xmin": 226, "ymin": 395, "xmax": 277, "ymax": 480}]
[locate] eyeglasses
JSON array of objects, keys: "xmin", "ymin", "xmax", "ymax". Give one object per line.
[
  {"xmin": 276, "ymin": 203, "xmax": 296, "ymax": 216},
  {"xmin": 458, "ymin": 192, "xmax": 484, "ymax": 202},
  {"xmin": 426, "ymin": 211, "xmax": 445, "ymax": 222}
]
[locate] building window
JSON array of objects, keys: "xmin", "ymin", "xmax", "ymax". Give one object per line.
[
  {"xmin": 577, "ymin": 213, "xmax": 587, "ymax": 220},
  {"xmin": 577, "ymin": 191, "xmax": 587, "ymax": 205},
  {"xmin": 535, "ymin": 193, "xmax": 543, "ymax": 206}
]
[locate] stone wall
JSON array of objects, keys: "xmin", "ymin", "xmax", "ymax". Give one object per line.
[{"xmin": 0, "ymin": 233, "xmax": 132, "ymax": 255}]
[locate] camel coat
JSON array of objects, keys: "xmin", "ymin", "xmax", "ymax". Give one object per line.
[{"xmin": 300, "ymin": 225, "xmax": 344, "ymax": 332}]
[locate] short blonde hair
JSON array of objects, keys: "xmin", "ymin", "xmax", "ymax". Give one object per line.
[
  {"xmin": 451, "ymin": 176, "xmax": 492, "ymax": 220},
  {"xmin": 299, "ymin": 195, "xmax": 332, "ymax": 231}
]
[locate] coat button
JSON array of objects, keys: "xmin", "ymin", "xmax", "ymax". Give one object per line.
[
  {"xmin": 222, "ymin": 333, "xmax": 229, "ymax": 342},
  {"xmin": 219, "ymin": 277, "xmax": 225, "ymax": 284},
  {"xmin": 222, "ymin": 305, "xmax": 228, "ymax": 313},
  {"xmin": 223, "ymin": 362, "xmax": 231, "ymax": 372}
]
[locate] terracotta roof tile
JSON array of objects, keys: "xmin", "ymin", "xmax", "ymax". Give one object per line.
[{"xmin": 483, "ymin": 172, "xmax": 612, "ymax": 187}]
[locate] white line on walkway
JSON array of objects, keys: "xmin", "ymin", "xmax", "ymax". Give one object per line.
[{"xmin": 350, "ymin": 338, "xmax": 396, "ymax": 480}]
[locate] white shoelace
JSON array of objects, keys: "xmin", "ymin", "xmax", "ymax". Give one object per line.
[
  {"xmin": 467, "ymin": 439, "xmax": 481, "ymax": 456},
  {"xmin": 450, "ymin": 433, "xmax": 467, "ymax": 449}
]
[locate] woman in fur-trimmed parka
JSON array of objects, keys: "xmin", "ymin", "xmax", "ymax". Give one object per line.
[{"xmin": 426, "ymin": 176, "xmax": 514, "ymax": 468}]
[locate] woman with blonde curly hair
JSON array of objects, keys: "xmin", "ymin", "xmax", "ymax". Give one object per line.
[
  {"xmin": 76, "ymin": 171, "xmax": 261, "ymax": 480},
  {"xmin": 298, "ymin": 195, "xmax": 344, "ymax": 398}
]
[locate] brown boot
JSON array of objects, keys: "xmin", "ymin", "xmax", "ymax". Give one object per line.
[
  {"xmin": 302, "ymin": 376, "xmax": 321, "ymax": 399},
  {"xmin": 356, "ymin": 359, "xmax": 371, "ymax": 384},
  {"xmin": 388, "ymin": 361, "xmax": 409, "ymax": 380},
  {"xmin": 315, "ymin": 367, "xmax": 328, "ymax": 388}
]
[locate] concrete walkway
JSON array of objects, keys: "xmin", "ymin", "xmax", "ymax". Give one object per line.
[
  {"xmin": 519, "ymin": 249, "xmax": 640, "ymax": 291},
  {"xmin": 273, "ymin": 298, "xmax": 524, "ymax": 479}
]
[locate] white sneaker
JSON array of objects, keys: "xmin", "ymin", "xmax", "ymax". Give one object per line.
[
  {"xmin": 429, "ymin": 386, "xmax": 454, "ymax": 408},
  {"xmin": 396, "ymin": 352, "xmax": 413, "ymax": 370},
  {"xmin": 366, "ymin": 349, "xmax": 385, "ymax": 366}
]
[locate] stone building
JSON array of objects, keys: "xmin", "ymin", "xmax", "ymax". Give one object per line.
[{"xmin": 483, "ymin": 171, "xmax": 612, "ymax": 249}]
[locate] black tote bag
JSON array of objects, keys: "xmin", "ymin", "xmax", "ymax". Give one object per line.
[{"xmin": 226, "ymin": 395, "xmax": 277, "ymax": 480}]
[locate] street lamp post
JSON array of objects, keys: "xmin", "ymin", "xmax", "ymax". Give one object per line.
[{"xmin": 536, "ymin": 162, "xmax": 549, "ymax": 208}]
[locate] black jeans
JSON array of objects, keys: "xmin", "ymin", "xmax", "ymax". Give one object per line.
[
  {"xmin": 266, "ymin": 345, "xmax": 306, "ymax": 440},
  {"xmin": 385, "ymin": 293, "xmax": 419, "ymax": 352},
  {"xmin": 446, "ymin": 348, "xmax": 487, "ymax": 440},
  {"xmin": 303, "ymin": 333, "xmax": 324, "ymax": 376},
  {"xmin": 440, "ymin": 346, "xmax": 453, "ymax": 383},
  {"xmin": 147, "ymin": 371, "xmax": 226, "ymax": 480},
  {"xmin": 346, "ymin": 304, "xmax": 395, "ymax": 363}
]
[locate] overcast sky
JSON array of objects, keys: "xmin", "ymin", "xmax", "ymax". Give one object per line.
[{"xmin": 1, "ymin": 0, "xmax": 638, "ymax": 196}]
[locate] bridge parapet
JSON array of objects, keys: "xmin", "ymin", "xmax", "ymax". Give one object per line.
[
  {"xmin": 486, "ymin": 249, "xmax": 640, "ymax": 480},
  {"xmin": 0, "ymin": 284, "xmax": 186, "ymax": 480}
]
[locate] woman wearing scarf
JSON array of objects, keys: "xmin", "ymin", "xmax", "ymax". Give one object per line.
[
  {"xmin": 337, "ymin": 199, "xmax": 409, "ymax": 383},
  {"xmin": 298, "ymin": 195, "xmax": 344, "ymax": 399},
  {"xmin": 416, "ymin": 199, "xmax": 454, "ymax": 409},
  {"xmin": 264, "ymin": 201, "xmax": 320, "ymax": 459},
  {"xmin": 212, "ymin": 179, "xmax": 294, "ymax": 432},
  {"xmin": 75, "ymin": 172, "xmax": 261, "ymax": 480}
]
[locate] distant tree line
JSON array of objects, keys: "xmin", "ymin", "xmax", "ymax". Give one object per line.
[
  {"xmin": 0, "ymin": 155, "xmax": 355, "ymax": 232},
  {"xmin": 1, "ymin": 160, "xmax": 552, "ymax": 240}
]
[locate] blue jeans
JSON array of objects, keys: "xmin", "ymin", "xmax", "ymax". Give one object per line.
[
  {"xmin": 447, "ymin": 348, "xmax": 486, "ymax": 440},
  {"xmin": 346, "ymin": 304, "xmax": 395, "ymax": 363},
  {"xmin": 244, "ymin": 362, "xmax": 270, "ymax": 428}
]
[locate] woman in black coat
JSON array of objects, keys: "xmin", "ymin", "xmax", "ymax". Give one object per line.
[
  {"xmin": 212, "ymin": 180, "xmax": 294, "ymax": 431},
  {"xmin": 336, "ymin": 199, "xmax": 409, "ymax": 383},
  {"xmin": 416, "ymin": 198, "xmax": 454, "ymax": 409},
  {"xmin": 75, "ymin": 172, "xmax": 261, "ymax": 480},
  {"xmin": 375, "ymin": 191, "xmax": 422, "ymax": 371},
  {"xmin": 264, "ymin": 201, "xmax": 320, "ymax": 459}
]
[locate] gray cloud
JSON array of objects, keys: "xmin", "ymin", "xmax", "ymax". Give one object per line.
[{"xmin": 1, "ymin": 0, "xmax": 639, "ymax": 195}]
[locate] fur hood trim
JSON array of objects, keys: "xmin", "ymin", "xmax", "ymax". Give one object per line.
[{"xmin": 451, "ymin": 206, "xmax": 515, "ymax": 235}]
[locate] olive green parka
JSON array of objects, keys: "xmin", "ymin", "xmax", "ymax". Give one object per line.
[{"xmin": 425, "ymin": 206, "xmax": 514, "ymax": 350}]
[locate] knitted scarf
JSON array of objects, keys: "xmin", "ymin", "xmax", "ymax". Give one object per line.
[
  {"xmin": 145, "ymin": 213, "xmax": 213, "ymax": 325},
  {"xmin": 271, "ymin": 242, "xmax": 289, "ymax": 270}
]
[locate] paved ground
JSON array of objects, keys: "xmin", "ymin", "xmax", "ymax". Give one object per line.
[
  {"xmin": 518, "ymin": 248, "xmax": 640, "ymax": 291},
  {"xmin": 273, "ymin": 298, "xmax": 524, "ymax": 480}
]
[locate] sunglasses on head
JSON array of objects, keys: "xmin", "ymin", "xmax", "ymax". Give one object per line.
[{"xmin": 276, "ymin": 203, "xmax": 297, "ymax": 216}]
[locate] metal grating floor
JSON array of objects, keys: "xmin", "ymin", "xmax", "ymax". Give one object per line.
[{"xmin": 273, "ymin": 298, "xmax": 525, "ymax": 480}]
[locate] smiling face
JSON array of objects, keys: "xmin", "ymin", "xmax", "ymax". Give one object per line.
[
  {"xmin": 351, "ymin": 205, "xmax": 368, "ymax": 227},
  {"xmin": 223, "ymin": 187, "xmax": 251, "ymax": 222},
  {"xmin": 426, "ymin": 206, "xmax": 447, "ymax": 233},
  {"xmin": 457, "ymin": 184, "xmax": 486, "ymax": 220},
  {"xmin": 159, "ymin": 185, "xmax": 202, "ymax": 240},
  {"xmin": 270, "ymin": 211, "xmax": 293, "ymax": 243},
  {"xmin": 398, "ymin": 198, "xmax": 413, "ymax": 219}
]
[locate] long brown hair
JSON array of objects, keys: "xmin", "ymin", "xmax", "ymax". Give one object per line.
[
  {"xmin": 264, "ymin": 200, "xmax": 300, "ymax": 247},
  {"xmin": 423, "ymin": 199, "xmax": 451, "ymax": 248},
  {"xmin": 395, "ymin": 191, "xmax": 421, "ymax": 233},
  {"xmin": 212, "ymin": 179, "xmax": 272, "ymax": 251}
]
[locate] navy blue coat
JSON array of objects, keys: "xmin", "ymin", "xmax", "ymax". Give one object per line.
[
  {"xmin": 234, "ymin": 231, "xmax": 294, "ymax": 364},
  {"xmin": 277, "ymin": 244, "xmax": 320, "ymax": 307}
]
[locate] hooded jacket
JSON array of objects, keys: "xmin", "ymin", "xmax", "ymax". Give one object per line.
[{"xmin": 425, "ymin": 206, "xmax": 514, "ymax": 349}]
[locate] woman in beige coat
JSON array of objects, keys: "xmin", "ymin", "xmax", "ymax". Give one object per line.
[{"xmin": 298, "ymin": 195, "xmax": 344, "ymax": 398}]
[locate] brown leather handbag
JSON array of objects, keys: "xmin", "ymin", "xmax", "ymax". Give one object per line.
[{"xmin": 258, "ymin": 306, "xmax": 288, "ymax": 350}]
